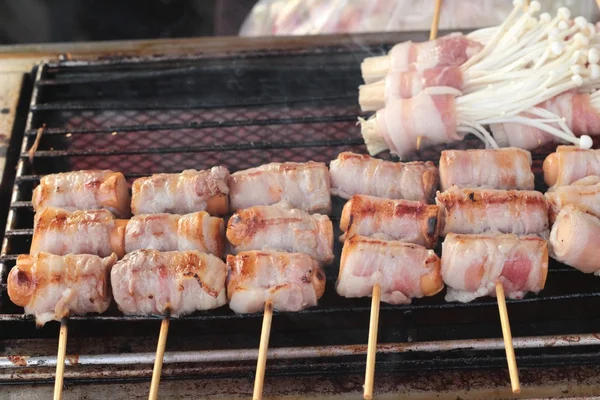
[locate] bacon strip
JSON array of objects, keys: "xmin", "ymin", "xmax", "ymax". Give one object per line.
[
  {"xmin": 436, "ymin": 187, "xmax": 548, "ymax": 236},
  {"xmin": 549, "ymin": 205, "xmax": 600, "ymax": 275},
  {"xmin": 442, "ymin": 233, "xmax": 548, "ymax": 302},
  {"xmin": 30, "ymin": 207, "xmax": 126, "ymax": 258},
  {"xmin": 228, "ymin": 161, "xmax": 331, "ymax": 214},
  {"xmin": 7, "ymin": 253, "xmax": 117, "ymax": 326},
  {"xmin": 32, "ymin": 170, "xmax": 130, "ymax": 218},
  {"xmin": 125, "ymin": 212, "xmax": 225, "ymax": 258},
  {"xmin": 329, "ymin": 152, "xmax": 438, "ymax": 202},
  {"xmin": 336, "ymin": 235, "xmax": 442, "ymax": 305},
  {"xmin": 340, "ymin": 195, "xmax": 439, "ymax": 248},
  {"xmin": 111, "ymin": 249, "xmax": 227, "ymax": 316},
  {"xmin": 227, "ymin": 203, "xmax": 333, "ymax": 264},
  {"xmin": 439, "ymin": 148, "xmax": 534, "ymax": 191},
  {"xmin": 131, "ymin": 167, "xmax": 230, "ymax": 216},
  {"xmin": 226, "ymin": 251, "xmax": 326, "ymax": 314},
  {"xmin": 543, "ymin": 146, "xmax": 600, "ymax": 187}
]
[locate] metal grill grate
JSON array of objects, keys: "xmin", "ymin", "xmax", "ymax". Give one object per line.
[{"xmin": 2, "ymin": 38, "xmax": 600, "ymax": 383}]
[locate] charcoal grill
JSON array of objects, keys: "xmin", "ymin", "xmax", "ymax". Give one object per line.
[{"xmin": 2, "ymin": 32, "xmax": 600, "ymax": 398}]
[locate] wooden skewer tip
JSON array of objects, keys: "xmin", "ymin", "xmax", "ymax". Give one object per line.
[
  {"xmin": 53, "ymin": 317, "xmax": 68, "ymax": 400},
  {"xmin": 495, "ymin": 283, "xmax": 521, "ymax": 394},
  {"xmin": 149, "ymin": 310, "xmax": 171, "ymax": 400},
  {"xmin": 253, "ymin": 301, "xmax": 274, "ymax": 400},
  {"xmin": 364, "ymin": 284, "xmax": 382, "ymax": 400}
]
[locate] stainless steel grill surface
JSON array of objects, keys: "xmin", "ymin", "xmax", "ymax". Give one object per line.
[{"xmin": 2, "ymin": 38, "xmax": 600, "ymax": 386}]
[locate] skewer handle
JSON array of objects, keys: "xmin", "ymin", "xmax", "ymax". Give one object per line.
[
  {"xmin": 253, "ymin": 301, "xmax": 274, "ymax": 400},
  {"xmin": 430, "ymin": 0, "xmax": 444, "ymax": 40},
  {"xmin": 363, "ymin": 284, "xmax": 381, "ymax": 400},
  {"xmin": 149, "ymin": 315, "xmax": 170, "ymax": 400},
  {"xmin": 496, "ymin": 282, "xmax": 521, "ymax": 394},
  {"xmin": 53, "ymin": 318, "xmax": 68, "ymax": 400}
]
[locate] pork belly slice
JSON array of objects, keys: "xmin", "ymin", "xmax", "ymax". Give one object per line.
[
  {"xmin": 544, "ymin": 146, "xmax": 600, "ymax": 187},
  {"xmin": 545, "ymin": 176, "xmax": 600, "ymax": 222},
  {"xmin": 226, "ymin": 251, "xmax": 326, "ymax": 314},
  {"xmin": 439, "ymin": 148, "xmax": 534, "ymax": 191},
  {"xmin": 31, "ymin": 207, "xmax": 126, "ymax": 258},
  {"xmin": 227, "ymin": 203, "xmax": 333, "ymax": 264},
  {"xmin": 436, "ymin": 187, "xmax": 548, "ymax": 236},
  {"xmin": 361, "ymin": 33, "xmax": 482, "ymax": 83},
  {"xmin": 131, "ymin": 167, "xmax": 230, "ymax": 216},
  {"xmin": 32, "ymin": 170, "xmax": 130, "ymax": 218},
  {"xmin": 111, "ymin": 249, "xmax": 226, "ymax": 316},
  {"xmin": 359, "ymin": 66, "xmax": 464, "ymax": 111},
  {"xmin": 549, "ymin": 205, "xmax": 600, "ymax": 275},
  {"xmin": 442, "ymin": 233, "xmax": 548, "ymax": 303},
  {"xmin": 329, "ymin": 152, "xmax": 438, "ymax": 203},
  {"xmin": 7, "ymin": 252, "xmax": 117, "ymax": 326},
  {"xmin": 228, "ymin": 161, "xmax": 331, "ymax": 214},
  {"xmin": 336, "ymin": 235, "xmax": 443, "ymax": 305},
  {"xmin": 125, "ymin": 212, "xmax": 224, "ymax": 258},
  {"xmin": 339, "ymin": 195, "xmax": 439, "ymax": 248}
]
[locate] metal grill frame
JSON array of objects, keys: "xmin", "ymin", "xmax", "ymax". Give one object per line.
[{"xmin": 2, "ymin": 35, "xmax": 600, "ymax": 387}]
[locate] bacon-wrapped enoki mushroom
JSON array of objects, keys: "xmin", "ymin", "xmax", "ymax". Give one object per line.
[
  {"xmin": 439, "ymin": 148, "xmax": 534, "ymax": 191},
  {"xmin": 336, "ymin": 235, "xmax": 442, "ymax": 305},
  {"xmin": 436, "ymin": 187, "xmax": 548, "ymax": 236},
  {"xmin": 111, "ymin": 249, "xmax": 226, "ymax": 316},
  {"xmin": 32, "ymin": 170, "xmax": 130, "ymax": 218},
  {"xmin": 359, "ymin": 66, "xmax": 463, "ymax": 111},
  {"xmin": 543, "ymin": 145, "xmax": 600, "ymax": 187},
  {"xmin": 549, "ymin": 204, "xmax": 600, "ymax": 274},
  {"xmin": 131, "ymin": 167, "xmax": 230, "ymax": 216},
  {"xmin": 491, "ymin": 92, "xmax": 600, "ymax": 150},
  {"xmin": 545, "ymin": 175, "xmax": 600, "ymax": 221},
  {"xmin": 7, "ymin": 252, "xmax": 117, "ymax": 326},
  {"xmin": 228, "ymin": 161, "xmax": 331, "ymax": 214},
  {"xmin": 125, "ymin": 212, "xmax": 225, "ymax": 258},
  {"xmin": 329, "ymin": 152, "xmax": 438, "ymax": 203},
  {"xmin": 227, "ymin": 203, "xmax": 333, "ymax": 264},
  {"xmin": 226, "ymin": 251, "xmax": 326, "ymax": 314},
  {"xmin": 442, "ymin": 233, "xmax": 548, "ymax": 302},
  {"xmin": 30, "ymin": 207, "xmax": 126, "ymax": 258},
  {"xmin": 361, "ymin": 33, "xmax": 483, "ymax": 84},
  {"xmin": 340, "ymin": 195, "xmax": 439, "ymax": 248}
]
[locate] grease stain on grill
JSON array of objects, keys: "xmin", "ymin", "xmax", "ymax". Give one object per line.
[
  {"xmin": 7, "ymin": 355, "xmax": 27, "ymax": 366},
  {"xmin": 67, "ymin": 354, "xmax": 80, "ymax": 365}
]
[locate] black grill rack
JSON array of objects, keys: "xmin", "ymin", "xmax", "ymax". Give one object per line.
[{"xmin": 2, "ymin": 36, "xmax": 600, "ymax": 383}]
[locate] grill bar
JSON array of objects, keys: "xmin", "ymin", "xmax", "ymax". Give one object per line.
[{"xmin": 3, "ymin": 334, "xmax": 599, "ymax": 369}]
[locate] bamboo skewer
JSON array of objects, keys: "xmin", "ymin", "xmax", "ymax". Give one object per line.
[
  {"xmin": 430, "ymin": 0, "xmax": 444, "ymax": 40},
  {"xmin": 149, "ymin": 310, "xmax": 171, "ymax": 400},
  {"xmin": 363, "ymin": 284, "xmax": 381, "ymax": 400},
  {"xmin": 253, "ymin": 300, "xmax": 274, "ymax": 400},
  {"xmin": 496, "ymin": 283, "xmax": 521, "ymax": 394},
  {"xmin": 53, "ymin": 318, "xmax": 68, "ymax": 400}
]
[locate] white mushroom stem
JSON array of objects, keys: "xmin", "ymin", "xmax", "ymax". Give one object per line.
[{"xmin": 466, "ymin": 26, "xmax": 498, "ymax": 45}]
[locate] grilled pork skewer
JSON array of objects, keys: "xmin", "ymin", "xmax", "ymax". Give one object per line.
[
  {"xmin": 361, "ymin": 33, "xmax": 482, "ymax": 84},
  {"xmin": 545, "ymin": 175, "xmax": 600, "ymax": 221},
  {"xmin": 549, "ymin": 205, "xmax": 600, "ymax": 274},
  {"xmin": 227, "ymin": 203, "xmax": 334, "ymax": 264},
  {"xmin": 439, "ymin": 148, "xmax": 534, "ymax": 191},
  {"xmin": 442, "ymin": 233, "xmax": 548, "ymax": 303},
  {"xmin": 339, "ymin": 195, "xmax": 439, "ymax": 248},
  {"xmin": 543, "ymin": 146, "xmax": 600, "ymax": 187},
  {"xmin": 111, "ymin": 249, "xmax": 226, "ymax": 316},
  {"xmin": 436, "ymin": 187, "xmax": 548, "ymax": 236},
  {"xmin": 30, "ymin": 207, "xmax": 126, "ymax": 258},
  {"xmin": 227, "ymin": 251, "xmax": 325, "ymax": 314},
  {"xmin": 336, "ymin": 235, "xmax": 443, "ymax": 305},
  {"xmin": 228, "ymin": 161, "xmax": 331, "ymax": 214},
  {"xmin": 131, "ymin": 167, "xmax": 230, "ymax": 216},
  {"xmin": 125, "ymin": 212, "xmax": 225, "ymax": 258},
  {"xmin": 7, "ymin": 252, "xmax": 117, "ymax": 326},
  {"xmin": 32, "ymin": 170, "xmax": 130, "ymax": 218},
  {"xmin": 329, "ymin": 152, "xmax": 438, "ymax": 203}
]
